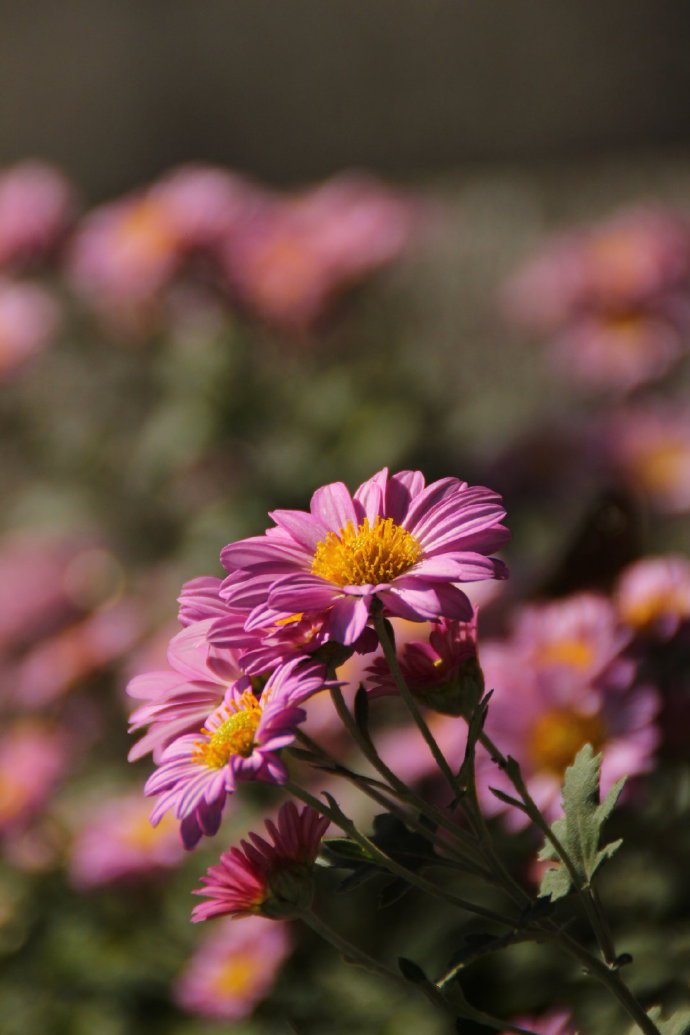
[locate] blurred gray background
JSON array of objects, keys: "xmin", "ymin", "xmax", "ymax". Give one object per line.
[{"xmin": 2, "ymin": 0, "xmax": 690, "ymax": 196}]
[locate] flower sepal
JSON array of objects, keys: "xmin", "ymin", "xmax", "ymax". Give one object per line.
[
  {"xmin": 260, "ymin": 863, "xmax": 317, "ymax": 919},
  {"xmin": 416, "ymin": 655, "xmax": 486, "ymax": 717}
]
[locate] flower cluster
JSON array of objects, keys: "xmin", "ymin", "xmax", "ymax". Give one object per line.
[
  {"xmin": 504, "ymin": 206, "xmax": 690, "ymax": 392},
  {"xmin": 130, "ymin": 466, "xmax": 510, "ymax": 850},
  {"xmin": 0, "ymin": 160, "xmax": 417, "ymax": 381}
]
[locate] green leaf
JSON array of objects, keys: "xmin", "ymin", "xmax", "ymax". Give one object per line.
[
  {"xmin": 538, "ymin": 744, "xmax": 625, "ymax": 899},
  {"xmin": 322, "ymin": 838, "xmax": 372, "ymax": 863},
  {"xmin": 398, "ymin": 957, "xmax": 427, "ymax": 984},
  {"xmin": 538, "ymin": 864, "xmax": 572, "ymax": 902}
]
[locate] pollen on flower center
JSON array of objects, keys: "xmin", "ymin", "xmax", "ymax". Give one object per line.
[
  {"xmin": 529, "ymin": 708, "xmax": 606, "ymax": 777},
  {"xmin": 311, "ymin": 517, "xmax": 423, "ymax": 587},
  {"xmin": 195, "ymin": 691, "xmax": 262, "ymax": 769}
]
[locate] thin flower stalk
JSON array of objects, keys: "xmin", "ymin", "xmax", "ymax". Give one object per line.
[
  {"xmin": 327, "ymin": 682, "xmax": 484, "ymax": 866},
  {"xmin": 283, "ymin": 779, "xmax": 515, "ymax": 927},
  {"xmin": 373, "ymin": 608, "xmax": 461, "ymax": 797}
]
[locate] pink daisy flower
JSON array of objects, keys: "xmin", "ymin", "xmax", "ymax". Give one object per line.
[
  {"xmin": 11, "ymin": 597, "xmax": 141, "ymax": 708},
  {"xmin": 548, "ymin": 309, "xmax": 686, "ymax": 393},
  {"xmin": 221, "ymin": 173, "xmax": 417, "ymax": 332},
  {"xmin": 510, "ymin": 594, "xmax": 634, "ymax": 695},
  {"xmin": 192, "ymin": 801, "xmax": 328, "ymax": 921},
  {"xmin": 67, "ymin": 170, "xmax": 258, "ymax": 334},
  {"xmin": 503, "ymin": 207, "xmax": 690, "ymax": 392},
  {"xmin": 210, "ymin": 602, "xmax": 377, "ymax": 676},
  {"xmin": 68, "ymin": 792, "xmax": 184, "ymax": 889},
  {"xmin": 0, "ymin": 162, "xmax": 75, "ymax": 270},
  {"xmin": 145, "ymin": 660, "xmax": 325, "ymax": 848},
  {"xmin": 220, "ymin": 468, "xmax": 509, "ymax": 648},
  {"xmin": 148, "ymin": 164, "xmax": 259, "ymax": 254},
  {"xmin": 175, "ymin": 916, "xmax": 291, "ymax": 1021},
  {"xmin": 477, "ymin": 598, "xmax": 659, "ymax": 826},
  {"xmin": 615, "ymin": 554, "xmax": 690, "ymax": 638},
  {"xmin": 0, "ymin": 723, "xmax": 68, "ymax": 835},
  {"xmin": 504, "ymin": 207, "xmax": 690, "ymax": 331},
  {"xmin": 606, "ymin": 404, "xmax": 690, "ymax": 513},
  {"xmin": 365, "ymin": 614, "xmax": 482, "ymax": 714},
  {"xmin": 127, "ymin": 618, "xmax": 244, "ymax": 762}
]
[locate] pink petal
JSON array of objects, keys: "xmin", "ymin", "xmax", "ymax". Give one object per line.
[{"xmin": 310, "ymin": 482, "xmax": 359, "ymax": 531}]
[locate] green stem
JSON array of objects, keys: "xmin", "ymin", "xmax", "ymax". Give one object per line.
[
  {"xmin": 291, "ymin": 736, "xmax": 492, "ymax": 882},
  {"xmin": 555, "ymin": 931, "xmax": 661, "ymax": 1035},
  {"xmin": 373, "ymin": 609, "xmax": 460, "ymax": 798},
  {"xmin": 478, "ymin": 730, "xmax": 660, "ymax": 1035},
  {"xmin": 303, "ymin": 908, "xmax": 403, "ymax": 984},
  {"xmin": 284, "ymin": 779, "xmax": 512, "ymax": 926},
  {"xmin": 327, "ymin": 684, "xmax": 483, "ymax": 863},
  {"xmin": 479, "ymin": 729, "xmax": 617, "ymax": 961}
]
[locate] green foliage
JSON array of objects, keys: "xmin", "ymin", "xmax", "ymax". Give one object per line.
[
  {"xmin": 538, "ymin": 744, "xmax": 625, "ymax": 901},
  {"xmin": 627, "ymin": 1007, "xmax": 690, "ymax": 1035}
]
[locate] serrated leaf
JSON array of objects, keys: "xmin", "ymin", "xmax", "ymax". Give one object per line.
[
  {"xmin": 595, "ymin": 776, "xmax": 626, "ymax": 828},
  {"xmin": 538, "ymin": 818, "xmax": 567, "ymax": 862},
  {"xmin": 539, "ymin": 744, "xmax": 626, "ymax": 898},
  {"xmin": 538, "ymin": 864, "xmax": 572, "ymax": 901}
]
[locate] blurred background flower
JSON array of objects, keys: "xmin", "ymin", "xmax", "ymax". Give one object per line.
[{"xmin": 3, "ymin": 5, "xmax": 690, "ymax": 1032}]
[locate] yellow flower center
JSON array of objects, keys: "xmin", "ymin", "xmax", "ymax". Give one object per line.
[
  {"xmin": 311, "ymin": 517, "xmax": 423, "ymax": 587},
  {"xmin": 622, "ymin": 589, "xmax": 690, "ymax": 630},
  {"xmin": 535, "ymin": 638, "xmax": 595, "ymax": 671},
  {"xmin": 634, "ymin": 441, "xmax": 689, "ymax": 494},
  {"xmin": 122, "ymin": 810, "xmax": 174, "ymax": 851},
  {"xmin": 211, "ymin": 955, "xmax": 259, "ymax": 997},
  {"xmin": 194, "ymin": 690, "xmax": 262, "ymax": 769},
  {"xmin": 118, "ymin": 199, "xmax": 177, "ymax": 261},
  {"xmin": 529, "ymin": 708, "xmax": 606, "ymax": 777}
]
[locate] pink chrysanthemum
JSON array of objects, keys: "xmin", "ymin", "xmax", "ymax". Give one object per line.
[
  {"xmin": 503, "ymin": 207, "xmax": 690, "ymax": 392},
  {"xmin": 192, "ymin": 801, "xmax": 329, "ymax": 921},
  {"xmin": 210, "ymin": 603, "xmax": 377, "ymax": 676},
  {"xmin": 510, "ymin": 593, "xmax": 634, "ymax": 695},
  {"xmin": 175, "ymin": 915, "xmax": 291, "ymax": 1021},
  {"xmin": 145, "ymin": 660, "xmax": 325, "ymax": 848},
  {"xmin": 0, "ymin": 162, "xmax": 75, "ymax": 270},
  {"xmin": 615, "ymin": 554, "xmax": 690, "ymax": 639},
  {"xmin": 606, "ymin": 405, "xmax": 690, "ymax": 513},
  {"xmin": 0, "ymin": 723, "xmax": 68, "ymax": 835},
  {"xmin": 128, "ymin": 618, "xmax": 244, "ymax": 763},
  {"xmin": 221, "ymin": 173, "xmax": 417, "ymax": 331},
  {"xmin": 548, "ymin": 310, "xmax": 686, "ymax": 393},
  {"xmin": 220, "ymin": 468, "xmax": 509, "ymax": 648},
  {"xmin": 504, "ymin": 207, "xmax": 690, "ymax": 331},
  {"xmin": 366, "ymin": 614, "xmax": 482, "ymax": 714},
  {"xmin": 69, "ymin": 792, "xmax": 184, "ymax": 889},
  {"xmin": 477, "ymin": 596, "xmax": 659, "ymax": 825}
]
